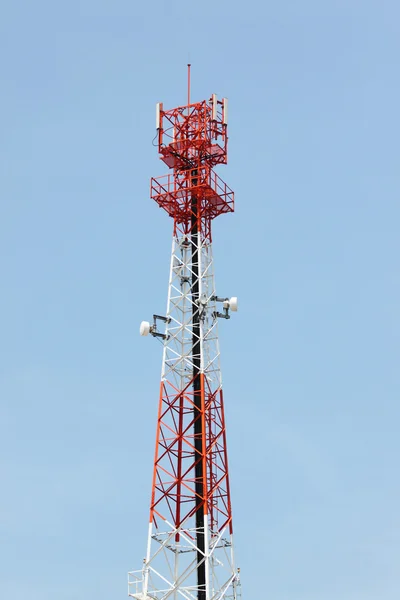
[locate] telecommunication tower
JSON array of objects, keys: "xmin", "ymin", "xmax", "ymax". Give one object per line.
[{"xmin": 129, "ymin": 67, "xmax": 241, "ymax": 600}]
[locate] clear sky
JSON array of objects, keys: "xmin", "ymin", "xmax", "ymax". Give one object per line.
[{"xmin": 1, "ymin": 1, "xmax": 399, "ymax": 599}]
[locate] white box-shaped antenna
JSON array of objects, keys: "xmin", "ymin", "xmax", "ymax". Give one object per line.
[
  {"xmin": 212, "ymin": 94, "xmax": 217, "ymax": 121},
  {"xmin": 223, "ymin": 98, "xmax": 228, "ymax": 124},
  {"xmin": 156, "ymin": 102, "xmax": 162, "ymax": 130}
]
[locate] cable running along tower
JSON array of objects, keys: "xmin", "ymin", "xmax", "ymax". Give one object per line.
[{"xmin": 129, "ymin": 67, "xmax": 241, "ymax": 600}]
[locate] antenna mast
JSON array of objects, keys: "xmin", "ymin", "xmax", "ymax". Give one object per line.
[{"xmin": 129, "ymin": 70, "xmax": 240, "ymax": 600}]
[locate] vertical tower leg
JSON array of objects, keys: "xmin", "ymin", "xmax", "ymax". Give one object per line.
[{"xmin": 191, "ymin": 181, "xmax": 206, "ymax": 600}]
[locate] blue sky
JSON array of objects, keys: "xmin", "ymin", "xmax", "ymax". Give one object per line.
[{"xmin": 1, "ymin": 0, "xmax": 399, "ymax": 598}]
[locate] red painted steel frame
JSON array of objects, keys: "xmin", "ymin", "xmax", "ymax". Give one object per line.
[
  {"xmin": 150, "ymin": 375, "xmax": 233, "ymax": 536},
  {"xmin": 152, "ymin": 95, "xmax": 233, "ymax": 242}
]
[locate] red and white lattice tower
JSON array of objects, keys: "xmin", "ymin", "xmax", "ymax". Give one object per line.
[{"xmin": 129, "ymin": 67, "xmax": 241, "ymax": 600}]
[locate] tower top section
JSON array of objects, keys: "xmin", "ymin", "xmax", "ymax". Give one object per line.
[
  {"xmin": 151, "ymin": 69, "xmax": 234, "ymax": 238},
  {"xmin": 156, "ymin": 94, "xmax": 228, "ymax": 170}
]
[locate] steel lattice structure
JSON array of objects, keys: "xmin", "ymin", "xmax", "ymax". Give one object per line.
[{"xmin": 129, "ymin": 68, "xmax": 241, "ymax": 600}]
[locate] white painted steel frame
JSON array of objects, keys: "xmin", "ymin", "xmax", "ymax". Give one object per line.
[{"xmin": 129, "ymin": 230, "xmax": 240, "ymax": 600}]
